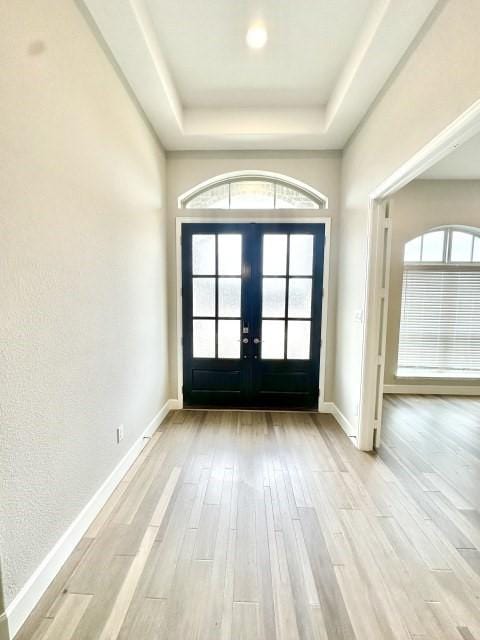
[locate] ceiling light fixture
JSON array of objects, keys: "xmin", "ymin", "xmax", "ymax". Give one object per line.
[{"xmin": 246, "ymin": 24, "xmax": 267, "ymax": 49}]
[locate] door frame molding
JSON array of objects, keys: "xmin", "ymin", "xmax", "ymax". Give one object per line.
[{"xmin": 175, "ymin": 215, "xmax": 332, "ymax": 410}]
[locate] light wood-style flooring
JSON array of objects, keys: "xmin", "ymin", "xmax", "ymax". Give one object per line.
[{"xmin": 16, "ymin": 396, "xmax": 480, "ymax": 639}]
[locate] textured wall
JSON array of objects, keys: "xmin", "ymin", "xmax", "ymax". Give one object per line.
[
  {"xmin": 336, "ymin": 0, "xmax": 480, "ymax": 437},
  {"xmin": 385, "ymin": 179, "xmax": 480, "ymax": 388},
  {"xmin": 166, "ymin": 151, "xmax": 342, "ymax": 402},
  {"xmin": 0, "ymin": 0, "xmax": 169, "ymax": 605}
]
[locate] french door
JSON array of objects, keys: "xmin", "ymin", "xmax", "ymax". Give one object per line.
[{"xmin": 181, "ymin": 223, "xmax": 325, "ymax": 410}]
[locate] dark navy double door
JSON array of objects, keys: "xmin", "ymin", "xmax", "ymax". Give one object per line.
[{"xmin": 182, "ymin": 223, "xmax": 325, "ymax": 410}]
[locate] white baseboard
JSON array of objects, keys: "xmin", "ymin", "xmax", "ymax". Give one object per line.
[
  {"xmin": 384, "ymin": 384, "xmax": 480, "ymax": 396},
  {"xmin": 318, "ymin": 401, "xmax": 335, "ymax": 414},
  {"xmin": 5, "ymin": 399, "xmax": 177, "ymax": 639},
  {"xmin": 318, "ymin": 401, "xmax": 357, "ymax": 440}
]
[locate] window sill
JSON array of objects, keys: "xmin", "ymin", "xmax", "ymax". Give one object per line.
[{"xmin": 396, "ymin": 367, "xmax": 480, "ymax": 381}]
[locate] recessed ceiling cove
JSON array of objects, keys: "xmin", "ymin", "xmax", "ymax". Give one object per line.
[
  {"xmin": 145, "ymin": 0, "xmax": 370, "ymax": 109},
  {"xmin": 80, "ymin": 0, "xmax": 440, "ymax": 150}
]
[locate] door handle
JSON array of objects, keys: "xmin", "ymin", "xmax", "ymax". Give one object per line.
[
  {"xmin": 241, "ymin": 338, "xmax": 249, "ymax": 344},
  {"xmin": 253, "ymin": 338, "xmax": 262, "ymax": 344}
]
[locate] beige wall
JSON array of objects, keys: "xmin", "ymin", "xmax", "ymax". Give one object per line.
[
  {"xmin": 336, "ymin": 0, "xmax": 480, "ymax": 441},
  {"xmin": 0, "ymin": 0, "xmax": 168, "ymax": 609},
  {"xmin": 166, "ymin": 151, "xmax": 342, "ymax": 402},
  {"xmin": 385, "ymin": 179, "xmax": 480, "ymax": 390}
]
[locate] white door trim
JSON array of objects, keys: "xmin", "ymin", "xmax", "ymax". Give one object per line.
[
  {"xmin": 175, "ymin": 214, "xmax": 332, "ymax": 411},
  {"xmin": 358, "ymin": 98, "xmax": 480, "ymax": 450}
]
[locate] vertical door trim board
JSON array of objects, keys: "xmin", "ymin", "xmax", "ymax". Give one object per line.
[
  {"xmin": 358, "ymin": 98, "xmax": 480, "ymax": 450},
  {"xmin": 175, "ymin": 215, "xmax": 332, "ymax": 411}
]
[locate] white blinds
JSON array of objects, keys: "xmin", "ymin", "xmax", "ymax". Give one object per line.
[{"xmin": 398, "ymin": 268, "xmax": 480, "ymax": 376}]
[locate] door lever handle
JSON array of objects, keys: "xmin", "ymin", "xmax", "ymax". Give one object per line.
[{"xmin": 253, "ymin": 338, "xmax": 262, "ymax": 344}]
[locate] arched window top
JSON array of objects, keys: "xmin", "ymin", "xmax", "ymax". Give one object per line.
[
  {"xmin": 178, "ymin": 171, "xmax": 328, "ymax": 210},
  {"xmin": 404, "ymin": 225, "xmax": 480, "ymax": 264}
]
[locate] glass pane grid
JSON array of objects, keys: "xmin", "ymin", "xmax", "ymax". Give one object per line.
[
  {"xmin": 192, "ymin": 230, "xmax": 318, "ymax": 362},
  {"xmin": 183, "ymin": 179, "xmax": 324, "ymax": 209},
  {"xmin": 259, "ymin": 233, "xmax": 315, "ymax": 359},
  {"xmin": 405, "ymin": 229, "xmax": 480, "ymax": 265},
  {"xmin": 192, "ymin": 233, "xmax": 243, "ymax": 360}
]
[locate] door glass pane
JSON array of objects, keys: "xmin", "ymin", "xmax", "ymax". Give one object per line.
[
  {"xmin": 193, "ymin": 278, "xmax": 215, "ymax": 317},
  {"xmin": 451, "ymin": 231, "xmax": 473, "ymax": 262},
  {"xmin": 404, "ymin": 236, "xmax": 421, "ymax": 262},
  {"xmin": 288, "ymin": 278, "xmax": 312, "ymax": 318},
  {"xmin": 218, "ymin": 278, "xmax": 241, "ymax": 317},
  {"xmin": 262, "ymin": 278, "xmax": 286, "ymax": 317},
  {"xmin": 473, "ymin": 237, "xmax": 480, "ymax": 262},
  {"xmin": 263, "ymin": 235, "xmax": 287, "ymax": 275},
  {"xmin": 218, "ymin": 234, "xmax": 242, "ymax": 275},
  {"xmin": 287, "ymin": 321, "xmax": 311, "ymax": 359},
  {"xmin": 289, "ymin": 235, "xmax": 314, "ymax": 275},
  {"xmin": 193, "ymin": 319, "xmax": 215, "ymax": 358},
  {"xmin": 192, "ymin": 235, "xmax": 215, "ymax": 275},
  {"xmin": 421, "ymin": 230, "xmax": 444, "ymax": 262},
  {"xmin": 261, "ymin": 320, "xmax": 285, "ymax": 359},
  {"xmin": 218, "ymin": 320, "xmax": 240, "ymax": 359},
  {"xmin": 230, "ymin": 181, "xmax": 274, "ymax": 209}
]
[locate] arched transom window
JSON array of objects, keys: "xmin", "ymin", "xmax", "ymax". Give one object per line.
[
  {"xmin": 179, "ymin": 172, "xmax": 327, "ymax": 210},
  {"xmin": 404, "ymin": 226, "xmax": 480, "ymax": 263},
  {"xmin": 398, "ymin": 226, "xmax": 480, "ymax": 379}
]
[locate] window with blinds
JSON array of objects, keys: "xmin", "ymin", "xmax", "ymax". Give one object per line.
[{"xmin": 397, "ymin": 226, "xmax": 480, "ymax": 379}]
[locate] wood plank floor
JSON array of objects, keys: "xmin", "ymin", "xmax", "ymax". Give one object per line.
[{"xmin": 16, "ymin": 398, "xmax": 480, "ymax": 639}]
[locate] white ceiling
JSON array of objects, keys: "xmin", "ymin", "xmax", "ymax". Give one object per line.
[
  {"xmin": 420, "ymin": 131, "xmax": 480, "ymax": 179},
  {"xmin": 81, "ymin": 0, "xmax": 440, "ymax": 150},
  {"xmin": 146, "ymin": 0, "xmax": 371, "ymax": 109}
]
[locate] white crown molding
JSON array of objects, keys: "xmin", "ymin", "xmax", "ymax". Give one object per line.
[
  {"xmin": 5, "ymin": 399, "xmax": 178, "ymax": 639},
  {"xmin": 129, "ymin": 0, "xmax": 182, "ymax": 128},
  {"xmin": 325, "ymin": 0, "xmax": 438, "ymax": 140}
]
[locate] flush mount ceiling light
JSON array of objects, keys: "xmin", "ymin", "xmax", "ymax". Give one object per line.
[{"xmin": 246, "ymin": 24, "xmax": 267, "ymax": 49}]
